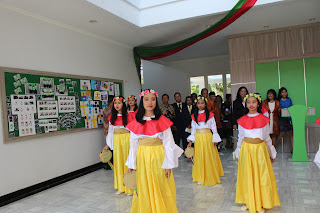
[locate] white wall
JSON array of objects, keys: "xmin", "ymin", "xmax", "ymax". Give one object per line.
[
  {"xmin": 142, "ymin": 55, "xmax": 229, "ymax": 103},
  {"xmin": 166, "ymin": 54, "xmax": 230, "ymax": 76},
  {"xmin": 0, "ymin": 7, "xmax": 140, "ymax": 196},
  {"xmin": 142, "ymin": 60, "xmax": 189, "ymax": 103}
]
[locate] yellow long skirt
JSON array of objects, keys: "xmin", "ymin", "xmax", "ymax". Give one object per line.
[
  {"xmin": 113, "ymin": 132, "xmax": 134, "ymax": 194},
  {"xmin": 130, "ymin": 144, "xmax": 178, "ymax": 213},
  {"xmin": 236, "ymin": 140, "xmax": 281, "ymax": 213},
  {"xmin": 193, "ymin": 132, "xmax": 224, "ymax": 186}
]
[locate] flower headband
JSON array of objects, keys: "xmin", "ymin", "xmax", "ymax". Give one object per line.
[
  {"xmin": 127, "ymin": 95, "xmax": 137, "ymax": 101},
  {"xmin": 244, "ymin": 93, "xmax": 262, "ymax": 102},
  {"xmin": 139, "ymin": 89, "xmax": 158, "ymax": 98},
  {"xmin": 194, "ymin": 96, "xmax": 207, "ymax": 103},
  {"xmin": 113, "ymin": 97, "xmax": 126, "ymax": 103}
]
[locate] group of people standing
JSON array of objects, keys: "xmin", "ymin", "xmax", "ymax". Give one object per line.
[
  {"xmin": 101, "ymin": 87, "xmax": 285, "ymax": 213},
  {"xmin": 233, "ymin": 86, "xmax": 294, "ymax": 152},
  {"xmin": 159, "ymin": 88, "xmax": 233, "ymax": 151}
]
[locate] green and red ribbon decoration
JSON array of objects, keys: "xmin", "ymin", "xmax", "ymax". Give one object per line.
[{"xmin": 133, "ymin": 0, "xmax": 257, "ymax": 81}]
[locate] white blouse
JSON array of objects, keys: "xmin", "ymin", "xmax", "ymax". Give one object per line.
[
  {"xmin": 235, "ymin": 113, "xmax": 277, "ymax": 159},
  {"xmin": 125, "ymin": 116, "xmax": 184, "ymax": 170},
  {"xmin": 187, "ymin": 110, "xmax": 222, "ymax": 143},
  {"xmin": 268, "ymin": 102, "xmax": 275, "ymax": 134},
  {"xmin": 106, "ymin": 114, "xmax": 129, "ymax": 150}
]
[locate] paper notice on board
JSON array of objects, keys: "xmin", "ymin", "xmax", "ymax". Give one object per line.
[
  {"xmin": 108, "ymin": 82, "xmax": 114, "ymax": 95},
  {"xmin": 98, "ymin": 109, "xmax": 103, "ymax": 125},
  {"xmin": 38, "ymin": 119, "xmax": 58, "ymax": 132},
  {"xmin": 18, "ymin": 113, "xmax": 35, "ymax": 136},
  {"xmin": 8, "ymin": 116, "xmax": 14, "ymax": 132},
  {"xmin": 114, "ymin": 84, "xmax": 120, "ymax": 97},
  {"xmin": 11, "ymin": 95, "xmax": 37, "ymax": 115},
  {"xmin": 58, "ymin": 96, "xmax": 76, "ymax": 113},
  {"xmin": 37, "ymin": 100, "xmax": 58, "ymax": 119}
]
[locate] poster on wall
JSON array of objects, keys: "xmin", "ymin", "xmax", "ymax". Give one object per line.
[
  {"xmin": 58, "ymin": 96, "xmax": 76, "ymax": 113},
  {"xmin": 41, "ymin": 88, "xmax": 55, "ymax": 100},
  {"xmin": 94, "ymin": 91, "xmax": 101, "ymax": 100},
  {"xmin": 37, "ymin": 100, "xmax": 58, "ymax": 119},
  {"xmin": 11, "ymin": 95, "xmax": 36, "ymax": 115},
  {"xmin": 8, "ymin": 116, "xmax": 14, "ymax": 132},
  {"xmin": 108, "ymin": 82, "xmax": 114, "ymax": 95},
  {"xmin": 55, "ymin": 85, "xmax": 68, "ymax": 96},
  {"xmin": 18, "ymin": 113, "xmax": 35, "ymax": 136},
  {"xmin": 81, "ymin": 90, "xmax": 92, "ymax": 101},
  {"xmin": 59, "ymin": 79, "xmax": 65, "ymax": 85},
  {"xmin": 80, "ymin": 101, "xmax": 87, "ymax": 117},
  {"xmin": 101, "ymin": 91, "xmax": 108, "ymax": 101},
  {"xmin": 114, "ymin": 84, "xmax": 120, "ymax": 97},
  {"xmin": 97, "ymin": 109, "xmax": 103, "ymax": 125},
  {"xmin": 80, "ymin": 80, "xmax": 90, "ymax": 90},
  {"xmin": 101, "ymin": 81, "xmax": 108, "ymax": 90},
  {"xmin": 38, "ymin": 119, "xmax": 58, "ymax": 132},
  {"xmin": 102, "ymin": 101, "xmax": 108, "ymax": 109},
  {"xmin": 13, "ymin": 74, "xmax": 21, "ymax": 82},
  {"xmin": 40, "ymin": 77, "xmax": 54, "ymax": 89},
  {"xmin": 91, "ymin": 80, "xmax": 101, "ymax": 91},
  {"xmin": 24, "ymin": 83, "xmax": 40, "ymax": 95}
]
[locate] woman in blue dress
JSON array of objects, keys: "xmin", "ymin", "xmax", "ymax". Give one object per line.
[{"xmin": 276, "ymin": 87, "xmax": 293, "ymax": 152}]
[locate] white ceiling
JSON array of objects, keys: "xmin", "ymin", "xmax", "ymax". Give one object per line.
[{"xmin": 1, "ymin": 0, "xmax": 319, "ymax": 62}]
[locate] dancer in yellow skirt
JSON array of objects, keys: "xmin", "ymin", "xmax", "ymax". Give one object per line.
[
  {"xmin": 187, "ymin": 96, "xmax": 224, "ymax": 186},
  {"xmin": 126, "ymin": 89, "xmax": 183, "ymax": 213},
  {"xmin": 104, "ymin": 96, "xmax": 134, "ymax": 195},
  {"xmin": 235, "ymin": 93, "xmax": 281, "ymax": 213}
]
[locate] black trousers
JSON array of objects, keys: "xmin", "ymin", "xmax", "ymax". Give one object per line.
[{"xmin": 173, "ymin": 128, "xmax": 187, "ymax": 149}]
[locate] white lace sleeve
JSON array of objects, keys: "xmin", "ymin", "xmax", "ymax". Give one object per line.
[
  {"xmin": 264, "ymin": 124, "xmax": 277, "ymax": 159},
  {"xmin": 106, "ymin": 122, "xmax": 114, "ymax": 150},
  {"xmin": 125, "ymin": 132, "xmax": 139, "ymax": 169},
  {"xmin": 235, "ymin": 124, "xmax": 245, "ymax": 158},
  {"xmin": 161, "ymin": 128, "xmax": 184, "ymax": 169},
  {"xmin": 187, "ymin": 120, "xmax": 196, "ymax": 142},
  {"xmin": 208, "ymin": 116, "xmax": 222, "ymax": 143}
]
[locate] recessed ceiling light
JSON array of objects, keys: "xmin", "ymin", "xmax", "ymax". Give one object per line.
[
  {"xmin": 89, "ymin": 20, "xmax": 98, "ymax": 23},
  {"xmin": 309, "ymin": 18, "xmax": 316, "ymax": 21},
  {"xmin": 263, "ymin": 25, "xmax": 269, "ymax": 28}
]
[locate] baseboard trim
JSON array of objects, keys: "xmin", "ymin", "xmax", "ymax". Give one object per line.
[{"xmin": 0, "ymin": 162, "xmax": 105, "ymax": 207}]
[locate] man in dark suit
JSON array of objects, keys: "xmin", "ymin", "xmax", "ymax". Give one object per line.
[
  {"xmin": 172, "ymin": 92, "xmax": 187, "ymax": 148},
  {"xmin": 182, "ymin": 96, "xmax": 195, "ymax": 150}
]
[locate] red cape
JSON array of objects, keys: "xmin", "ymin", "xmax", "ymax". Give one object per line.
[
  {"xmin": 237, "ymin": 113, "xmax": 270, "ymax": 129},
  {"xmin": 316, "ymin": 117, "xmax": 320, "ymax": 126},
  {"xmin": 108, "ymin": 114, "xmax": 124, "ymax": 126},
  {"xmin": 126, "ymin": 115, "xmax": 173, "ymax": 136},
  {"xmin": 127, "ymin": 110, "xmax": 137, "ymax": 123},
  {"xmin": 191, "ymin": 112, "xmax": 214, "ymax": 123}
]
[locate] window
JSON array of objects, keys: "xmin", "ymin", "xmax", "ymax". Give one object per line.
[
  {"xmin": 190, "ymin": 76, "xmax": 205, "ymax": 95},
  {"xmin": 189, "ymin": 74, "xmax": 231, "ymax": 100},
  {"xmin": 140, "ymin": 62, "xmax": 144, "ymax": 85},
  {"xmin": 226, "ymin": 74, "xmax": 231, "ymax": 94},
  {"xmin": 208, "ymin": 74, "xmax": 223, "ymax": 97}
]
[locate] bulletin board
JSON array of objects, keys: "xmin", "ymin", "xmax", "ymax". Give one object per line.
[
  {"xmin": 0, "ymin": 66, "xmax": 123, "ymax": 143},
  {"xmin": 255, "ymin": 57, "xmax": 320, "ymax": 123}
]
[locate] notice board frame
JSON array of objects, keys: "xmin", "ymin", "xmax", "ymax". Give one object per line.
[{"xmin": 0, "ymin": 66, "xmax": 123, "ymax": 143}]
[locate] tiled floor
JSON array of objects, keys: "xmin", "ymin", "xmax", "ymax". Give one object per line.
[{"xmin": 1, "ymin": 150, "xmax": 320, "ymax": 213}]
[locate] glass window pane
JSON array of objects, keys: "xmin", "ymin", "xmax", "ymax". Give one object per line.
[
  {"xmin": 226, "ymin": 74, "xmax": 231, "ymax": 94},
  {"xmin": 190, "ymin": 76, "xmax": 205, "ymax": 95},
  {"xmin": 208, "ymin": 74, "xmax": 223, "ymax": 98}
]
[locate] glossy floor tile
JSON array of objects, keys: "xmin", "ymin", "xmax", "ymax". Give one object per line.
[{"xmin": 1, "ymin": 150, "xmax": 319, "ymax": 213}]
